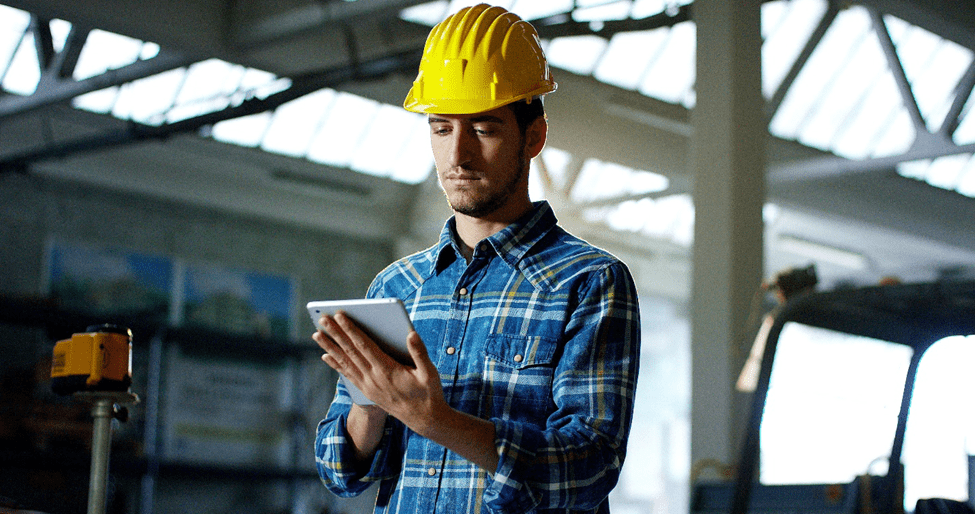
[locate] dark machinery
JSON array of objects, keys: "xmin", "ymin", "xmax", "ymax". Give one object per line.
[{"xmin": 693, "ymin": 279, "xmax": 975, "ymax": 514}]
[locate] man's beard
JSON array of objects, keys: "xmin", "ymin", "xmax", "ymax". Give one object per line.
[{"xmin": 446, "ymin": 146, "xmax": 529, "ymax": 218}]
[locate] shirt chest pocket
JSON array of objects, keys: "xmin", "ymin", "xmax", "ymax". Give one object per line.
[{"xmin": 482, "ymin": 334, "xmax": 559, "ymax": 415}]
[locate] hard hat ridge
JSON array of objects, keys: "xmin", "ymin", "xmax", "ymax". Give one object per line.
[{"xmin": 403, "ymin": 3, "xmax": 557, "ymax": 115}]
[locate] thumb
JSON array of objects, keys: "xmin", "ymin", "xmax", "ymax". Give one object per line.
[{"xmin": 406, "ymin": 331, "xmax": 434, "ymax": 373}]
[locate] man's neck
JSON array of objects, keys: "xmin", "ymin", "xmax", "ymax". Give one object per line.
[{"xmin": 453, "ymin": 202, "xmax": 532, "ymax": 261}]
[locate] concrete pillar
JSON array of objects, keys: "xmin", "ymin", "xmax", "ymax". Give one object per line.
[{"xmin": 689, "ymin": 0, "xmax": 767, "ymax": 473}]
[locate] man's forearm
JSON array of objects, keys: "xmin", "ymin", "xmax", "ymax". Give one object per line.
[
  {"xmin": 346, "ymin": 404, "xmax": 389, "ymax": 466},
  {"xmin": 408, "ymin": 405, "xmax": 500, "ymax": 473}
]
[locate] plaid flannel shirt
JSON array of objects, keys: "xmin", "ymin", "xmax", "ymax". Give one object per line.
[{"xmin": 316, "ymin": 201, "xmax": 641, "ymax": 514}]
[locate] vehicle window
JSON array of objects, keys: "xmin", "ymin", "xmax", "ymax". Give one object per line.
[
  {"xmin": 760, "ymin": 322, "xmax": 913, "ymax": 485},
  {"xmin": 902, "ymin": 335, "xmax": 975, "ymax": 509}
]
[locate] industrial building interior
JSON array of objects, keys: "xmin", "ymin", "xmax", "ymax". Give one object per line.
[{"xmin": 0, "ymin": 0, "xmax": 973, "ymax": 513}]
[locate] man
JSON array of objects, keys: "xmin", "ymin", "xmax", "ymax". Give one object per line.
[{"xmin": 313, "ymin": 4, "xmax": 641, "ymax": 513}]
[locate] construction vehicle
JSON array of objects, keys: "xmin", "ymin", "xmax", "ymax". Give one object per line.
[{"xmin": 693, "ymin": 279, "xmax": 975, "ymax": 514}]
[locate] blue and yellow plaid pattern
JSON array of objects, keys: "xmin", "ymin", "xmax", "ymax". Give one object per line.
[{"xmin": 316, "ymin": 201, "xmax": 641, "ymax": 513}]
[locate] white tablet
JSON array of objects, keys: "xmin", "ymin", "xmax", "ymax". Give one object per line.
[{"xmin": 307, "ymin": 298, "xmax": 415, "ymax": 405}]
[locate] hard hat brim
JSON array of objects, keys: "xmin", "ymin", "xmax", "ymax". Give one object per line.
[{"xmin": 403, "ymin": 82, "xmax": 557, "ymax": 115}]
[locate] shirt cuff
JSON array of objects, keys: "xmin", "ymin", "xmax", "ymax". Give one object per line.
[{"xmin": 481, "ymin": 418, "xmax": 542, "ymax": 514}]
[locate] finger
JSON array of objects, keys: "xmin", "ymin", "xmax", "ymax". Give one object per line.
[
  {"xmin": 312, "ymin": 329, "xmax": 333, "ymax": 352},
  {"xmin": 406, "ymin": 331, "xmax": 436, "ymax": 378},
  {"xmin": 313, "ymin": 324, "xmax": 361, "ymax": 381},
  {"xmin": 332, "ymin": 311, "xmax": 396, "ymax": 368}
]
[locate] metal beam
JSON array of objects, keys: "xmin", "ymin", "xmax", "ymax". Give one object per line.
[
  {"xmin": 0, "ymin": 49, "xmax": 194, "ymax": 119},
  {"xmin": 766, "ymin": 3, "xmax": 838, "ymax": 119},
  {"xmin": 768, "ymin": 141, "xmax": 975, "ymax": 183},
  {"xmin": 0, "ymin": 47, "xmax": 423, "ymax": 174},
  {"xmin": 940, "ymin": 59, "xmax": 975, "ymax": 138},
  {"xmin": 229, "ymin": 0, "xmax": 433, "ymax": 49},
  {"xmin": 52, "ymin": 23, "xmax": 88, "ymax": 80},
  {"xmin": 533, "ymin": 3, "xmax": 692, "ymax": 40},
  {"xmin": 870, "ymin": 7, "xmax": 926, "ymax": 132},
  {"xmin": 856, "ymin": 0, "xmax": 975, "ymax": 51},
  {"xmin": 30, "ymin": 15, "xmax": 55, "ymax": 70}
]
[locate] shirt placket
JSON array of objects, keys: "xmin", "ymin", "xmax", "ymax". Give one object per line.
[{"xmin": 430, "ymin": 244, "xmax": 491, "ymax": 513}]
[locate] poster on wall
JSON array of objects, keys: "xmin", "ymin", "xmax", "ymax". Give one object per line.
[
  {"xmin": 160, "ymin": 345, "xmax": 295, "ymax": 468},
  {"xmin": 176, "ymin": 261, "xmax": 296, "ymax": 339},
  {"xmin": 45, "ymin": 239, "xmax": 174, "ymax": 322}
]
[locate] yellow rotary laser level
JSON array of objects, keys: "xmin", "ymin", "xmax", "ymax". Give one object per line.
[{"xmin": 51, "ymin": 324, "xmax": 133, "ymax": 396}]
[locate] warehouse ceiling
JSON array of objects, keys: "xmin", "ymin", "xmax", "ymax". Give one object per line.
[{"xmin": 2, "ymin": 0, "xmax": 975, "ymax": 292}]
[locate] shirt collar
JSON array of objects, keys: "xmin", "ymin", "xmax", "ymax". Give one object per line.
[{"xmin": 430, "ymin": 201, "xmax": 558, "ymax": 276}]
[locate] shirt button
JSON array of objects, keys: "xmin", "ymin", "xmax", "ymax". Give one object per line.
[
  {"xmin": 459, "ymin": 287, "xmax": 468, "ymax": 295},
  {"xmin": 427, "ymin": 467, "xmax": 437, "ymax": 476},
  {"xmin": 480, "ymin": 243, "xmax": 489, "ymax": 252},
  {"xmin": 514, "ymin": 354, "xmax": 523, "ymax": 363},
  {"xmin": 446, "ymin": 347, "xmax": 456, "ymax": 355}
]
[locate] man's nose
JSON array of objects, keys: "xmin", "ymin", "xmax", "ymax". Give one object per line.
[{"xmin": 447, "ymin": 128, "xmax": 475, "ymax": 168}]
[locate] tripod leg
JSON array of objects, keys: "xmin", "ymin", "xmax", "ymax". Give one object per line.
[{"xmin": 88, "ymin": 398, "xmax": 114, "ymax": 514}]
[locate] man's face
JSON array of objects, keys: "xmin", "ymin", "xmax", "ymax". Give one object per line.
[{"xmin": 428, "ymin": 105, "xmax": 531, "ymax": 219}]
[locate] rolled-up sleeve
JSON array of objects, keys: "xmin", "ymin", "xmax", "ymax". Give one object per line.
[{"xmin": 315, "ymin": 385, "xmax": 401, "ymax": 496}]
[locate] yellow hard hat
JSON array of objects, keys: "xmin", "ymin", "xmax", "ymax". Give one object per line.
[{"xmin": 403, "ymin": 3, "xmax": 557, "ymax": 114}]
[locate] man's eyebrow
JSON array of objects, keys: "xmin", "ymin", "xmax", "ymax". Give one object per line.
[{"xmin": 469, "ymin": 115, "xmax": 505, "ymax": 124}]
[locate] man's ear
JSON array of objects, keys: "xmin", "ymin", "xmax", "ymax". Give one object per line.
[{"xmin": 525, "ymin": 116, "xmax": 548, "ymax": 159}]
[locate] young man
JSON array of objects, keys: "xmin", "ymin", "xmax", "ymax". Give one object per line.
[{"xmin": 313, "ymin": 4, "xmax": 641, "ymax": 513}]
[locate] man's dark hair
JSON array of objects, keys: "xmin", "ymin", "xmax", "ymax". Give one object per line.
[{"xmin": 508, "ymin": 96, "xmax": 546, "ymax": 136}]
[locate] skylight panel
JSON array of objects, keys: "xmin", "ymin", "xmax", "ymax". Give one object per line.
[
  {"xmin": 0, "ymin": 8, "xmax": 29, "ymax": 81},
  {"xmin": 791, "ymin": 5, "xmax": 870, "ymax": 152},
  {"xmin": 831, "ymin": 77, "xmax": 898, "ymax": 159},
  {"xmin": 956, "ymin": 157, "xmax": 975, "ymax": 197},
  {"xmin": 570, "ymin": 158, "xmax": 669, "ymax": 203},
  {"xmin": 72, "ymin": 87, "xmax": 120, "ymax": 114},
  {"xmin": 630, "ymin": 0, "xmax": 691, "ymax": 20},
  {"xmin": 897, "ymin": 154, "xmax": 975, "ymax": 199},
  {"xmin": 169, "ymin": 59, "xmax": 244, "ymax": 119},
  {"xmin": 237, "ymin": 68, "xmax": 284, "ymax": 99},
  {"xmin": 389, "ymin": 115, "xmax": 435, "ymax": 185},
  {"xmin": 771, "ymin": 10, "xmax": 858, "ymax": 140},
  {"xmin": 211, "ymin": 111, "xmax": 273, "ymax": 147},
  {"xmin": 799, "ymin": 22, "xmax": 883, "ymax": 154},
  {"xmin": 541, "ymin": 147, "xmax": 572, "ymax": 192},
  {"xmin": 307, "ymin": 92, "xmax": 378, "ymax": 167},
  {"xmin": 637, "ymin": 21, "xmax": 695, "ymax": 107},
  {"xmin": 760, "ymin": 1, "xmax": 789, "ymax": 38},
  {"xmin": 954, "ymin": 98, "xmax": 975, "ymax": 145},
  {"xmin": 48, "ymin": 19, "xmax": 71, "ymax": 53},
  {"xmin": 886, "ymin": 15, "xmax": 975, "ymax": 134},
  {"xmin": 571, "ymin": 159, "xmax": 620, "ymax": 203},
  {"xmin": 112, "ymin": 68, "xmax": 184, "ymax": 124},
  {"xmin": 510, "ymin": 0, "xmax": 573, "ymax": 20},
  {"xmin": 448, "ymin": 0, "xmax": 513, "ymax": 15},
  {"xmin": 73, "ymin": 29, "xmax": 145, "ymax": 80},
  {"xmin": 261, "ymin": 89, "xmax": 336, "ymax": 158},
  {"xmin": 572, "ymin": 1, "xmax": 631, "ymax": 23},
  {"xmin": 583, "ymin": 194, "xmax": 694, "ymax": 246},
  {"xmin": 400, "ymin": 1, "xmax": 449, "ymax": 25},
  {"xmin": 914, "ymin": 44, "xmax": 972, "ymax": 134},
  {"xmin": 896, "ymin": 159, "xmax": 929, "ymax": 180},
  {"xmin": 761, "ymin": 0, "xmax": 829, "ymax": 99},
  {"xmin": 71, "ymin": 29, "xmax": 160, "ymax": 114},
  {"xmin": 871, "ymin": 109, "xmax": 915, "ymax": 158},
  {"xmin": 924, "ymin": 154, "xmax": 971, "ymax": 190},
  {"xmin": 546, "ymin": 35, "xmax": 608, "ymax": 75},
  {"xmin": 2, "ymin": 28, "xmax": 38, "ymax": 94},
  {"xmin": 351, "ymin": 105, "xmax": 420, "ymax": 176},
  {"xmin": 594, "ymin": 29, "xmax": 669, "ymax": 90}
]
